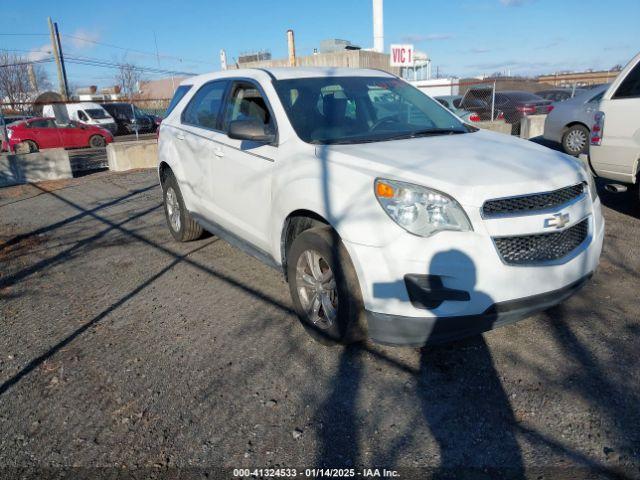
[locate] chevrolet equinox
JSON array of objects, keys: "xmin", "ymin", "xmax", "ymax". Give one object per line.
[{"xmin": 157, "ymin": 68, "xmax": 604, "ymax": 346}]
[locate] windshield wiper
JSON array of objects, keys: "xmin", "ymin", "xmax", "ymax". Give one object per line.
[{"xmin": 410, "ymin": 128, "xmax": 467, "ymax": 137}]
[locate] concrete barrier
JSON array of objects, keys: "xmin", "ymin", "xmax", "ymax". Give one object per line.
[
  {"xmin": 107, "ymin": 139, "xmax": 158, "ymax": 172},
  {"xmin": 520, "ymin": 114, "xmax": 547, "ymax": 140},
  {"xmin": 475, "ymin": 120, "xmax": 512, "ymax": 135},
  {"xmin": 0, "ymin": 148, "xmax": 72, "ymax": 187}
]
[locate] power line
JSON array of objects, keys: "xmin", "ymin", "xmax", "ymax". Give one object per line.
[
  {"xmin": 0, "ymin": 31, "xmax": 213, "ymax": 68},
  {"xmin": 0, "ymin": 58, "xmax": 52, "ymax": 68},
  {"xmin": 64, "ymin": 55, "xmax": 198, "ymax": 76},
  {"xmin": 0, "ymin": 33, "xmax": 50, "ymax": 36},
  {"xmin": 59, "ymin": 33, "xmax": 213, "ymax": 66}
]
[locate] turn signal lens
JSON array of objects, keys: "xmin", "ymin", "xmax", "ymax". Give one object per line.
[{"xmin": 376, "ymin": 181, "xmax": 395, "ymax": 198}]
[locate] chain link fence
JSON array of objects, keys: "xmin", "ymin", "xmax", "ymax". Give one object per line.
[{"xmin": 411, "ymin": 73, "xmax": 619, "ymax": 135}]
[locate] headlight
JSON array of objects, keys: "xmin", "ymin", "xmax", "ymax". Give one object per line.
[{"xmin": 374, "ymin": 178, "xmax": 472, "ymax": 237}]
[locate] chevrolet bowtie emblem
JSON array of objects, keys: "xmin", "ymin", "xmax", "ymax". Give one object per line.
[{"xmin": 544, "ymin": 212, "xmax": 570, "ymax": 229}]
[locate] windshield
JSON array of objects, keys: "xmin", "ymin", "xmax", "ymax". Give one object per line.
[
  {"xmin": 274, "ymin": 76, "xmax": 469, "ymax": 144},
  {"xmin": 85, "ymin": 108, "xmax": 110, "ymax": 120}
]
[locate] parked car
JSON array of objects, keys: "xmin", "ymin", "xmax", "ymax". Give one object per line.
[
  {"xmin": 158, "ymin": 68, "xmax": 603, "ymax": 347},
  {"xmin": 42, "ymin": 102, "xmax": 117, "ymax": 135},
  {"xmin": 536, "ymin": 88, "xmax": 586, "ymax": 103},
  {"xmin": 101, "ymin": 102, "xmax": 157, "ymax": 135},
  {"xmin": 1, "ymin": 117, "xmax": 113, "ymax": 153},
  {"xmin": 589, "ymin": 51, "xmax": 640, "ymax": 200},
  {"xmin": 435, "ymin": 95, "xmax": 503, "ymax": 122},
  {"xmin": 463, "ymin": 89, "xmax": 552, "ymax": 128},
  {"xmin": 447, "ymin": 94, "xmax": 501, "ymax": 121},
  {"xmin": 542, "ymin": 84, "xmax": 610, "ymax": 156}
]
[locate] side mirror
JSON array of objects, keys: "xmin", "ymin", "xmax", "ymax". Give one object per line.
[{"xmin": 228, "ymin": 120, "xmax": 275, "ymax": 143}]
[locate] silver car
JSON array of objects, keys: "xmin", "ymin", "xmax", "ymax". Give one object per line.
[{"xmin": 543, "ymin": 84, "xmax": 609, "ymax": 156}]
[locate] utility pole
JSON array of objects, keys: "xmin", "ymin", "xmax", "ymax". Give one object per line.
[
  {"xmin": 54, "ymin": 22, "xmax": 70, "ymax": 99},
  {"xmin": 48, "ymin": 17, "xmax": 69, "ymax": 100}
]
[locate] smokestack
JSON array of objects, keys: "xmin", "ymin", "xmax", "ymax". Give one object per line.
[
  {"xmin": 373, "ymin": 0, "xmax": 384, "ymax": 53},
  {"xmin": 287, "ymin": 29, "xmax": 296, "ymax": 67}
]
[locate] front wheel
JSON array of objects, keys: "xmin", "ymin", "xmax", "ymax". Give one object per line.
[
  {"xmin": 16, "ymin": 140, "xmax": 38, "ymax": 153},
  {"xmin": 287, "ymin": 226, "xmax": 366, "ymax": 345},
  {"xmin": 89, "ymin": 135, "xmax": 106, "ymax": 148},
  {"xmin": 562, "ymin": 125, "xmax": 589, "ymax": 156}
]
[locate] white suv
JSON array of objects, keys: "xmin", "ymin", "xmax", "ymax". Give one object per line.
[
  {"xmin": 589, "ymin": 51, "xmax": 640, "ymax": 200},
  {"xmin": 158, "ymin": 68, "xmax": 604, "ymax": 346}
]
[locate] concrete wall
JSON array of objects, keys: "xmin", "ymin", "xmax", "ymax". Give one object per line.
[
  {"xmin": 0, "ymin": 148, "xmax": 72, "ymax": 187},
  {"xmin": 520, "ymin": 115, "xmax": 547, "ymax": 139},
  {"xmin": 107, "ymin": 139, "xmax": 158, "ymax": 172},
  {"xmin": 475, "ymin": 120, "xmax": 512, "ymax": 135},
  {"xmin": 237, "ymin": 50, "xmax": 401, "ymax": 75}
]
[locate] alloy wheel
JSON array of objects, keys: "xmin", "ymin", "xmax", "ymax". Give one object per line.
[
  {"xmin": 165, "ymin": 187, "xmax": 181, "ymax": 232},
  {"xmin": 566, "ymin": 129, "xmax": 587, "ymax": 154},
  {"xmin": 295, "ymin": 249, "xmax": 338, "ymax": 330}
]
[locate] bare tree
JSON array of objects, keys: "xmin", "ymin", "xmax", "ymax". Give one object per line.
[
  {"xmin": 0, "ymin": 52, "xmax": 49, "ymax": 111},
  {"xmin": 115, "ymin": 62, "xmax": 143, "ymax": 100}
]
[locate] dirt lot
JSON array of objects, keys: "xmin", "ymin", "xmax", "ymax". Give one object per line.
[{"xmin": 0, "ymin": 170, "xmax": 638, "ymax": 479}]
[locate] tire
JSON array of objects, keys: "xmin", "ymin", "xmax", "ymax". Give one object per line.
[
  {"xmin": 162, "ymin": 171, "xmax": 204, "ymax": 242},
  {"xmin": 89, "ymin": 135, "xmax": 106, "ymax": 148},
  {"xmin": 18, "ymin": 140, "xmax": 38, "ymax": 153},
  {"xmin": 286, "ymin": 226, "xmax": 367, "ymax": 345},
  {"xmin": 562, "ymin": 125, "xmax": 589, "ymax": 156}
]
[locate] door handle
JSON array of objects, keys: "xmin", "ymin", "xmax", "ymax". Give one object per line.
[
  {"xmin": 214, "ymin": 147, "xmax": 224, "ymax": 158},
  {"xmin": 176, "ymin": 133, "xmax": 185, "ymax": 140}
]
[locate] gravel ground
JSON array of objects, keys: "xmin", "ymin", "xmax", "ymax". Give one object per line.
[{"xmin": 0, "ymin": 169, "xmax": 638, "ymax": 479}]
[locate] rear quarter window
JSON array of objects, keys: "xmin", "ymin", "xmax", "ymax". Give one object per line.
[
  {"xmin": 165, "ymin": 85, "xmax": 192, "ymax": 116},
  {"xmin": 613, "ymin": 61, "xmax": 640, "ymax": 99}
]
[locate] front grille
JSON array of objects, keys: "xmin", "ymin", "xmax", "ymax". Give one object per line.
[
  {"xmin": 483, "ymin": 184, "xmax": 585, "ymax": 217},
  {"xmin": 494, "ymin": 219, "xmax": 589, "ymax": 265}
]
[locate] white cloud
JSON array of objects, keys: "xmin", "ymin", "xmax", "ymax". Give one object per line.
[
  {"xmin": 402, "ymin": 33, "xmax": 454, "ymax": 43},
  {"xmin": 471, "ymin": 48, "xmax": 491, "ymax": 53},
  {"xmin": 26, "ymin": 44, "xmax": 52, "ymax": 61},
  {"xmin": 66, "ymin": 29, "xmax": 100, "ymax": 50}
]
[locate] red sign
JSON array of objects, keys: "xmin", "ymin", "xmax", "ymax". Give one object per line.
[{"xmin": 390, "ymin": 44, "xmax": 414, "ymax": 67}]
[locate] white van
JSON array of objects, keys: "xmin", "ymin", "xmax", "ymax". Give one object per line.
[
  {"xmin": 43, "ymin": 102, "xmax": 118, "ymax": 135},
  {"xmin": 589, "ymin": 51, "xmax": 640, "ymax": 201}
]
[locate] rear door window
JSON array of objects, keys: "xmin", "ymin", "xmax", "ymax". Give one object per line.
[
  {"xmin": 181, "ymin": 81, "xmax": 228, "ymax": 130},
  {"xmin": 613, "ymin": 61, "xmax": 640, "ymax": 99},
  {"xmin": 30, "ymin": 119, "xmax": 56, "ymax": 128}
]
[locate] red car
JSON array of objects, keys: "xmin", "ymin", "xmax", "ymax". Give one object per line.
[{"xmin": 2, "ymin": 117, "xmax": 113, "ymax": 153}]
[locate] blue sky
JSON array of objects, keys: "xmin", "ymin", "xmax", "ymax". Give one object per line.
[{"xmin": 2, "ymin": 0, "xmax": 638, "ymax": 88}]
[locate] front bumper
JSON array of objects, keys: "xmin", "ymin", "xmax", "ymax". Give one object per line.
[
  {"xmin": 342, "ymin": 196, "xmax": 605, "ymax": 346},
  {"xmin": 367, "ymin": 274, "xmax": 592, "ymax": 346}
]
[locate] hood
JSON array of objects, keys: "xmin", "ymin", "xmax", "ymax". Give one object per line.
[{"xmin": 318, "ymin": 130, "xmax": 586, "ymax": 207}]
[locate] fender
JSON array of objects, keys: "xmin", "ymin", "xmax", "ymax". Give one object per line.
[{"xmin": 269, "ymin": 165, "xmax": 401, "ymax": 263}]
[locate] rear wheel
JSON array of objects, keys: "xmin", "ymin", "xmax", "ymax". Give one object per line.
[
  {"xmin": 562, "ymin": 125, "xmax": 589, "ymax": 156},
  {"xmin": 162, "ymin": 171, "xmax": 204, "ymax": 242},
  {"xmin": 287, "ymin": 226, "xmax": 366, "ymax": 345},
  {"xmin": 89, "ymin": 135, "xmax": 106, "ymax": 148}
]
